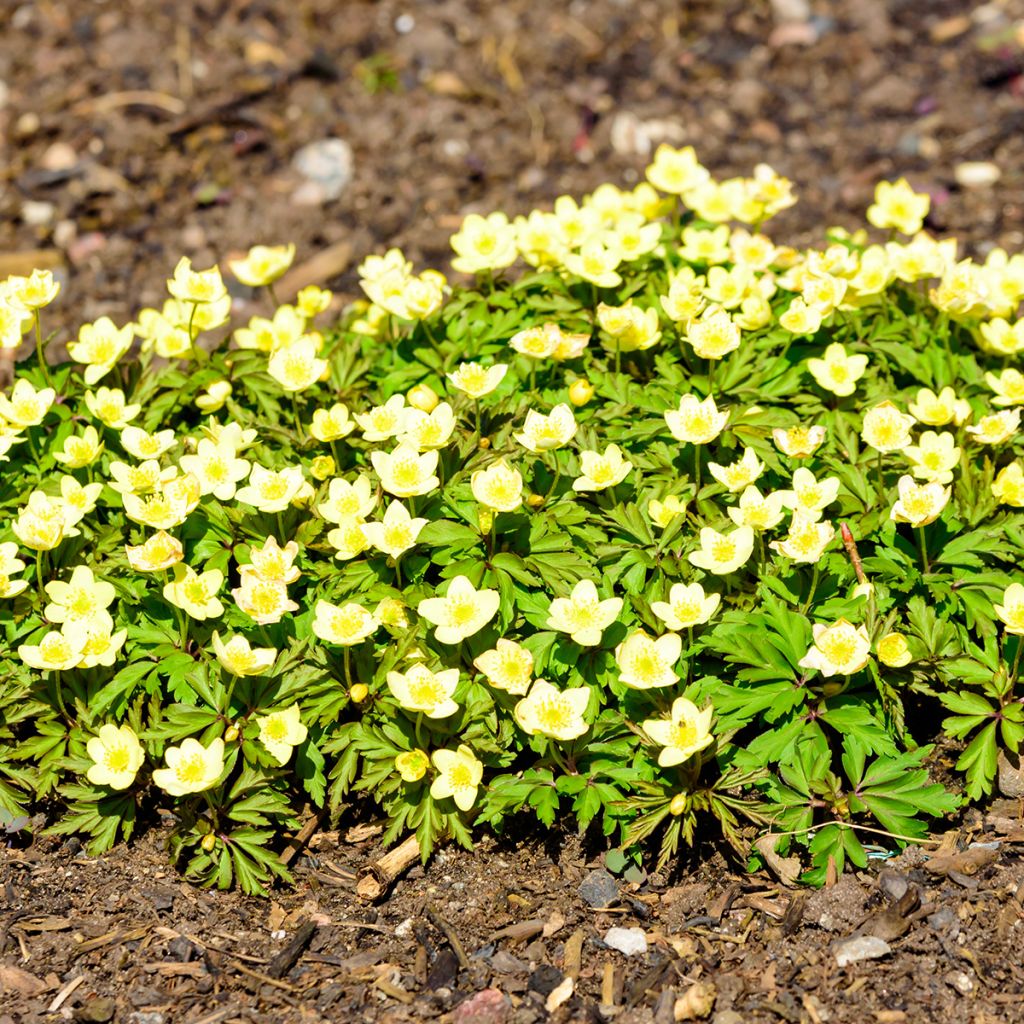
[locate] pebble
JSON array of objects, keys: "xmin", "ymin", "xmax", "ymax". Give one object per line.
[
  {"xmin": 72, "ymin": 998, "xmax": 116, "ymax": 1023},
  {"xmin": 40, "ymin": 141, "xmax": 78, "ymax": 172},
  {"xmin": 0, "ymin": 81, "xmax": 8, "ymax": 110},
  {"xmin": 955, "ymin": 162, "xmax": 1000, "ymax": 188},
  {"xmin": 603, "ymin": 926, "xmax": 648, "ymax": 957},
  {"xmin": 877, "ymin": 869, "xmax": 909, "ymax": 903},
  {"xmin": 578, "ymin": 868, "xmax": 619, "ymax": 908},
  {"xmin": 927, "ymin": 906, "xmax": 958, "ymax": 932},
  {"xmin": 833, "ymin": 935, "xmax": 892, "ymax": 967},
  {"xmin": 125, "ymin": 1014, "xmax": 165, "ymax": 1024},
  {"xmin": 21, "ymin": 200, "xmax": 55, "ymax": 227},
  {"xmin": 292, "ymin": 138, "xmax": 354, "ymax": 204},
  {"xmin": 945, "ymin": 970, "xmax": 974, "ymax": 994},
  {"xmin": 394, "ymin": 916, "xmax": 415, "ymax": 939},
  {"xmin": 447, "ymin": 987, "xmax": 509, "ymax": 1024}
]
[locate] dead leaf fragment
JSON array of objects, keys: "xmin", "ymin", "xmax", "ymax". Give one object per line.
[
  {"xmin": 545, "ymin": 974, "xmax": 574, "ymax": 1013},
  {"xmin": 755, "ymin": 834, "xmax": 801, "ymax": 886},
  {"xmin": 924, "ymin": 846, "xmax": 998, "ymax": 877},
  {"xmin": 0, "ymin": 964, "xmax": 48, "ymax": 996},
  {"xmin": 674, "ymin": 980, "xmax": 717, "ymax": 1021}
]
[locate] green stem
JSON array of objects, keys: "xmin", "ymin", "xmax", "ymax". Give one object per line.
[
  {"xmin": 291, "ymin": 391, "xmax": 305, "ymax": 443},
  {"xmin": 35, "ymin": 550, "xmax": 47, "ymax": 602},
  {"xmin": 544, "ymin": 454, "xmax": 562, "ymax": 500},
  {"xmin": 802, "ymin": 564, "xmax": 821, "ymax": 614},
  {"xmin": 917, "ymin": 526, "xmax": 930, "ymax": 575},
  {"xmin": 707, "ymin": 358, "xmax": 715, "ymax": 396},
  {"xmin": 33, "ymin": 312, "xmax": 52, "ymax": 387},
  {"xmin": 875, "ymin": 449, "xmax": 886, "ymax": 507},
  {"xmin": 267, "ymin": 282, "xmax": 280, "ymax": 309},
  {"xmin": 686, "ymin": 626, "xmax": 694, "ymax": 686},
  {"xmin": 615, "ymin": 341, "xmax": 621, "ymax": 379},
  {"xmin": 692, "ymin": 445, "xmax": 702, "ymax": 496},
  {"xmin": 474, "ymin": 400, "xmax": 481, "ymax": 441},
  {"xmin": 1009, "ymin": 636, "xmax": 1023, "ymax": 688},
  {"xmin": 343, "ymin": 647, "xmax": 353, "ymax": 689},
  {"xmin": 394, "ymin": 556, "xmax": 403, "ymax": 589}
]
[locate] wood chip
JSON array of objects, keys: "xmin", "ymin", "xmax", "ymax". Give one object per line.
[
  {"xmin": 276, "ymin": 241, "xmax": 352, "ymax": 300},
  {"xmin": 46, "ymin": 975, "xmax": 84, "ymax": 1012}
]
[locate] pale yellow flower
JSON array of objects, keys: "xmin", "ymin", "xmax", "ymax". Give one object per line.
[
  {"xmin": 806, "ymin": 342, "xmax": 868, "ymax": 397},
  {"xmin": 256, "ymin": 705, "xmax": 307, "ymax": 765},
  {"xmin": 163, "ymin": 564, "xmax": 224, "ymax": 620},
  {"xmin": 86, "ymin": 724, "xmax": 145, "ymax": 790},
  {"xmin": 650, "ymin": 582, "xmax": 720, "ymax": 631},
  {"xmin": 0, "ymin": 378, "xmax": 55, "ymax": 428},
  {"xmin": 395, "ymin": 749, "xmax": 430, "ymax": 783},
  {"xmin": 152, "ymin": 737, "xmax": 225, "ymax": 796},
  {"xmin": 664, "ymin": 394, "xmax": 729, "ymax": 445},
  {"xmin": 867, "ymin": 178, "xmax": 929, "ymax": 235},
  {"xmin": 231, "ymin": 576, "xmax": 299, "ymax": 625},
  {"xmin": 195, "ymin": 380, "xmax": 233, "ymax": 414},
  {"xmin": 447, "ymin": 361, "xmax": 508, "ymax": 398},
  {"xmin": 361, "ymin": 501, "xmax": 428, "ymax": 559},
  {"xmin": 417, "ymin": 575, "xmax": 500, "ymax": 644},
  {"xmin": 84, "ymin": 386, "xmax": 140, "ymax": 428},
  {"xmin": 995, "ymin": 583, "xmax": 1024, "ymax": 635},
  {"xmin": 387, "ymin": 664, "xmax": 460, "ymax": 719},
  {"xmin": 430, "ymin": 745, "xmax": 484, "ymax": 812},
  {"xmin": 775, "ymin": 467, "xmax": 840, "ymax": 521},
  {"xmin": 688, "ymin": 525, "xmax": 754, "ymax": 575},
  {"xmin": 167, "ymin": 257, "xmax": 227, "ymax": 305},
  {"xmin": 646, "ymin": 144, "xmax": 709, "ymax": 195},
  {"xmin": 236, "ymin": 464, "xmax": 308, "ymax": 513},
  {"xmin": 179, "ymin": 439, "xmax": 251, "ymax": 501},
  {"xmin": 472, "ymin": 459, "xmax": 523, "ymax": 512},
  {"xmin": 772, "ymin": 424, "xmax": 826, "ymax": 459},
  {"xmin": 904, "ymin": 431, "xmax": 960, "ymax": 484},
  {"xmin": 474, "ymin": 639, "xmax": 534, "ymax": 695},
  {"xmin": 648, "ymin": 495, "xmax": 686, "ymax": 528},
  {"xmin": 312, "ymin": 599, "xmax": 377, "ymax": 646},
  {"xmin": 228, "ymin": 243, "xmax": 295, "ymax": 287},
  {"xmin": 19, "ymin": 628, "xmax": 87, "ymax": 671},
  {"xmin": 877, "ymin": 632, "xmax": 912, "ymax": 668},
  {"xmin": 684, "ymin": 307, "xmax": 741, "ymax": 360},
  {"xmin": 769, "ymin": 514, "xmax": 835, "ymax": 564},
  {"xmin": 642, "ymin": 698, "xmax": 714, "ymax": 767},
  {"xmin": 965, "ymin": 409, "xmax": 1020, "ymax": 445},
  {"xmin": 861, "ymin": 401, "xmax": 915, "ymax": 452},
  {"xmin": 451, "ymin": 212, "xmax": 518, "ymax": 273},
  {"xmin": 890, "ymin": 475, "xmax": 950, "ymax": 527},
  {"xmin": 44, "ymin": 565, "xmax": 115, "ymax": 629},
  {"xmin": 707, "ymin": 447, "xmax": 763, "ymax": 493},
  {"xmin": 509, "ymin": 323, "xmax": 562, "ymax": 360},
  {"xmin": 574, "ymin": 444, "xmax": 633, "ymax": 492},
  {"xmin": 799, "ymin": 619, "xmax": 871, "ymax": 676},
  {"xmin": 993, "ymin": 463, "xmax": 1024, "ymax": 506},
  {"xmin": 120, "ymin": 425, "xmax": 176, "ymax": 460},
  {"xmin": 547, "ymin": 579, "xmax": 622, "ymax": 646},
  {"xmin": 514, "ymin": 679, "xmax": 590, "ymax": 741},
  {"xmin": 318, "ymin": 474, "xmax": 376, "ymax": 522},
  {"xmin": 211, "ymin": 631, "xmax": 277, "ymax": 676},
  {"xmin": 615, "ymin": 630, "xmax": 682, "ymax": 690},
  {"xmin": 371, "ymin": 444, "xmax": 439, "ymax": 498},
  {"xmin": 727, "ymin": 485, "xmax": 786, "ymax": 531},
  {"xmin": 53, "ymin": 427, "xmax": 104, "ymax": 469},
  {"xmin": 399, "ymin": 402, "xmax": 457, "ymax": 451},
  {"xmin": 326, "ymin": 516, "xmax": 371, "ymax": 561},
  {"xmin": 0, "ymin": 542, "xmax": 28, "ymax": 599},
  {"xmin": 907, "ymin": 387, "xmax": 970, "ymax": 427},
  {"xmin": 513, "ymin": 404, "xmax": 577, "ymax": 453}
]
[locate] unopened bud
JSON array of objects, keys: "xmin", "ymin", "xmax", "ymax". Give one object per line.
[
  {"xmin": 407, "ymin": 383, "xmax": 439, "ymax": 413},
  {"xmin": 527, "ymin": 493, "xmax": 545, "ymax": 509},
  {"xmin": 200, "ymin": 833, "xmax": 217, "ymax": 852},
  {"xmin": 349, "ymin": 683, "xmax": 369, "ymax": 703},
  {"xmin": 569, "ymin": 378, "xmax": 594, "ymax": 406},
  {"xmin": 224, "ymin": 725, "xmax": 240, "ymax": 742},
  {"xmin": 669, "ymin": 793, "xmax": 689, "ymax": 816}
]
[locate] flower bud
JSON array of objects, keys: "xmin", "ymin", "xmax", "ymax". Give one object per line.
[
  {"xmin": 407, "ymin": 383, "xmax": 439, "ymax": 413},
  {"xmin": 852, "ymin": 582, "xmax": 874, "ymax": 600},
  {"xmin": 200, "ymin": 833, "xmax": 217, "ymax": 852},
  {"xmin": 349, "ymin": 682, "xmax": 369, "ymax": 703},
  {"xmin": 478, "ymin": 436, "xmax": 491, "ymax": 450},
  {"xmin": 877, "ymin": 632, "xmax": 912, "ymax": 668},
  {"xmin": 669, "ymin": 793, "xmax": 689, "ymax": 816},
  {"xmin": 478, "ymin": 508, "xmax": 494, "ymax": 534},
  {"xmin": 527, "ymin": 493, "xmax": 545, "ymax": 509},
  {"xmin": 569, "ymin": 378, "xmax": 594, "ymax": 406},
  {"xmin": 224, "ymin": 725, "xmax": 240, "ymax": 742},
  {"xmin": 310, "ymin": 454, "xmax": 335, "ymax": 481}
]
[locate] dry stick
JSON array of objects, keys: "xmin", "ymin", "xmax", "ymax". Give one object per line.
[
  {"xmin": 279, "ymin": 807, "xmax": 327, "ymax": 868},
  {"xmin": 355, "ymin": 834, "xmax": 421, "ymax": 902},
  {"xmin": 267, "ymin": 919, "xmax": 317, "ymax": 980},
  {"xmin": 424, "ymin": 903, "xmax": 472, "ymax": 971}
]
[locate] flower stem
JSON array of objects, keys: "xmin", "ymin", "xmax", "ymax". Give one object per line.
[
  {"xmin": 917, "ymin": 526, "xmax": 930, "ymax": 575},
  {"xmin": 692, "ymin": 445, "xmax": 702, "ymax": 496},
  {"xmin": 291, "ymin": 391, "xmax": 305, "ymax": 443},
  {"xmin": 343, "ymin": 647, "xmax": 353, "ymax": 689},
  {"xmin": 802, "ymin": 564, "xmax": 821, "ymax": 614},
  {"xmin": 474, "ymin": 399, "xmax": 481, "ymax": 441},
  {"xmin": 33, "ymin": 311, "xmax": 52, "ymax": 387},
  {"xmin": 1009, "ymin": 637, "xmax": 1023, "ymax": 687},
  {"xmin": 875, "ymin": 449, "xmax": 886, "ymax": 507}
]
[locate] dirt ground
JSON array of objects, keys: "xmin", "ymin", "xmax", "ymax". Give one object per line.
[{"xmin": 4, "ymin": 0, "xmax": 1024, "ymax": 1021}]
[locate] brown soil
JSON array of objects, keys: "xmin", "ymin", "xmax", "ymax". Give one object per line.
[{"xmin": 3, "ymin": 1, "xmax": 1024, "ymax": 1021}]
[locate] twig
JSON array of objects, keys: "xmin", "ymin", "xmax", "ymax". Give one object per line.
[
  {"xmin": 279, "ymin": 808, "xmax": 326, "ymax": 867},
  {"xmin": 424, "ymin": 903, "xmax": 471, "ymax": 970},
  {"xmin": 267, "ymin": 919, "xmax": 317, "ymax": 979},
  {"xmin": 356, "ymin": 835, "xmax": 421, "ymax": 902}
]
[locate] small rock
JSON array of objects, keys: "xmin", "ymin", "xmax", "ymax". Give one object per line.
[
  {"xmin": 955, "ymin": 162, "xmax": 1001, "ymax": 189},
  {"xmin": 126, "ymin": 1014, "xmax": 165, "ymax": 1024},
  {"xmin": 877, "ymin": 869, "xmax": 909, "ymax": 903},
  {"xmin": 712, "ymin": 1012, "xmax": 744, "ymax": 1024},
  {"xmin": 0, "ymin": 81, "xmax": 8, "ymax": 111},
  {"xmin": 769, "ymin": 0, "xmax": 811, "ymax": 21},
  {"xmin": 73, "ymin": 998, "xmax": 116, "ymax": 1023},
  {"xmin": 674, "ymin": 980, "xmax": 716, "ymax": 1020},
  {"xmin": 833, "ymin": 935, "xmax": 892, "ymax": 967},
  {"xmin": 394, "ymin": 917, "xmax": 415, "ymax": 939},
  {"xmin": 14, "ymin": 111, "xmax": 41, "ymax": 138},
  {"xmin": 928, "ymin": 906, "xmax": 958, "ymax": 932},
  {"xmin": 488, "ymin": 950, "xmax": 526, "ymax": 974},
  {"xmin": 41, "ymin": 141, "xmax": 78, "ymax": 173},
  {"xmin": 21, "ymin": 200, "xmax": 55, "ymax": 227},
  {"xmin": 528, "ymin": 964, "xmax": 563, "ymax": 996},
  {"xmin": 445, "ymin": 987, "xmax": 509, "ymax": 1024},
  {"xmin": 395, "ymin": 13, "xmax": 415, "ymax": 34},
  {"xmin": 945, "ymin": 970, "xmax": 974, "ymax": 994},
  {"xmin": 997, "ymin": 749, "xmax": 1024, "ymax": 797},
  {"xmin": 579, "ymin": 868, "xmax": 619, "ymax": 908},
  {"xmin": 292, "ymin": 138, "xmax": 354, "ymax": 204},
  {"xmin": 604, "ymin": 926, "xmax": 648, "ymax": 957}
]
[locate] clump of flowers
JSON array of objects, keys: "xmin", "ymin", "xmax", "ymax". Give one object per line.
[{"xmin": 3, "ymin": 162, "xmax": 1019, "ymax": 894}]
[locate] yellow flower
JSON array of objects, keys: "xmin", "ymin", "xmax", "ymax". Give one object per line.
[
  {"xmin": 395, "ymin": 749, "xmax": 430, "ymax": 783},
  {"xmin": 120, "ymin": 425, "xmax": 176, "ymax": 460},
  {"xmin": 776, "ymin": 467, "xmax": 840, "ymax": 521},
  {"xmin": 688, "ymin": 525, "xmax": 754, "ymax": 575},
  {"xmin": 86, "ymin": 724, "xmax": 145, "ymax": 790},
  {"xmin": 167, "ymin": 257, "xmax": 227, "ymax": 305},
  {"xmin": 574, "ymin": 444, "xmax": 633, "ymax": 492},
  {"xmin": 995, "ymin": 583, "xmax": 1024, "ymax": 634},
  {"xmin": 318, "ymin": 474, "xmax": 376, "ymax": 522},
  {"xmin": 474, "ymin": 639, "xmax": 534, "ymax": 695},
  {"xmin": 446, "ymin": 361, "xmax": 508, "ymax": 398},
  {"xmin": 965, "ymin": 409, "xmax": 1020, "ymax": 445},
  {"xmin": 978, "ymin": 318, "xmax": 1024, "ymax": 357},
  {"xmin": 58, "ymin": 476, "xmax": 101, "ymax": 526},
  {"xmin": 417, "ymin": 575, "xmax": 500, "ymax": 645},
  {"xmin": 296, "ymin": 285, "xmax": 332, "ymax": 318},
  {"xmin": 78, "ymin": 622, "xmax": 128, "ymax": 669},
  {"xmin": 387, "ymin": 664, "xmax": 460, "ymax": 719},
  {"xmin": 683, "ymin": 307, "xmax": 741, "ymax": 361},
  {"xmin": 0, "ymin": 378, "xmax": 55, "ymax": 428},
  {"xmin": 67, "ymin": 317, "xmax": 133, "ymax": 384},
  {"xmin": 4, "ymin": 268, "xmax": 60, "ymax": 312},
  {"xmin": 152, "ymin": 737, "xmax": 225, "ymax": 796},
  {"xmin": 806, "ymin": 342, "xmax": 868, "ymax": 397},
  {"xmin": 707, "ymin": 447, "xmax": 763, "ymax": 493},
  {"xmin": 615, "ymin": 630, "xmax": 682, "ymax": 690},
  {"xmin": 596, "ymin": 303, "xmax": 661, "ymax": 353},
  {"xmin": 547, "ymin": 579, "xmax": 623, "ymax": 646},
  {"xmin": 407, "ymin": 383, "xmax": 439, "ymax": 413},
  {"xmin": 228, "ymin": 243, "xmax": 295, "ymax": 287},
  {"xmin": 400, "ymin": 402, "xmax": 456, "ymax": 451},
  {"xmin": 769, "ymin": 514, "xmax": 835, "ymax": 564},
  {"xmin": 664, "ymin": 394, "xmax": 729, "ymax": 445},
  {"xmin": 642, "ymin": 697, "xmax": 714, "ymax": 767},
  {"xmin": 371, "ymin": 444, "xmax": 440, "ymax": 498},
  {"xmin": 514, "ymin": 679, "xmax": 590, "ymax": 741},
  {"xmin": 513, "ymin": 404, "xmax": 577, "ymax": 453},
  {"xmin": 375, "ymin": 597, "xmax": 409, "ymax": 630},
  {"xmin": 861, "ymin": 401, "xmax": 915, "ymax": 452},
  {"xmin": 196, "ymin": 380, "xmax": 233, "ymax": 413},
  {"xmin": 0, "ymin": 301, "xmax": 29, "ymax": 351},
  {"xmin": 109, "ymin": 459, "xmax": 173, "ymax": 496},
  {"xmin": 904, "ymin": 431, "xmax": 960, "ymax": 484},
  {"xmin": 361, "ymin": 501, "xmax": 428, "ymax": 559},
  {"xmin": 267, "ymin": 335, "xmax": 328, "ymax": 392},
  {"xmin": 44, "ymin": 564, "xmax": 115, "ymax": 629},
  {"xmin": 53, "ymin": 426, "xmax": 104, "ymax": 469},
  {"xmin": 681, "ymin": 228, "xmax": 733, "ymax": 268},
  {"xmin": 430, "ymin": 745, "xmax": 484, "ymax": 812},
  {"xmin": 661, "ymin": 268, "xmax": 707, "ymax": 322},
  {"xmin": 13, "ymin": 491, "xmax": 77, "ymax": 551},
  {"xmin": 234, "ymin": 306, "xmax": 305, "ymax": 353},
  {"xmin": 799, "ymin": 619, "xmax": 872, "ymax": 676},
  {"xmin": 0, "ymin": 542, "xmax": 28, "ymax": 599},
  {"xmin": 650, "ymin": 582, "xmax": 720, "ymax": 631},
  {"xmin": 84, "ymin": 386, "xmax": 140, "ymax": 428},
  {"xmin": 568, "ymin": 378, "xmax": 594, "ymax": 405},
  {"xmin": 727, "ymin": 485, "xmax": 786, "ymax": 531},
  {"xmin": 472, "ymin": 459, "xmax": 524, "ymax": 512},
  {"xmin": 326, "ymin": 516, "xmax": 371, "ymax": 561},
  {"xmin": 648, "ymin": 495, "xmax": 686, "ymax": 528},
  {"xmin": 179, "ymin": 439, "xmax": 251, "ymax": 501},
  {"xmin": 562, "ymin": 241, "xmax": 622, "ymax": 288},
  {"xmin": 890, "ymin": 475, "xmax": 950, "ymax": 527},
  {"xmin": 510, "ymin": 323, "xmax": 562, "ymax": 360},
  {"xmin": 242, "ymin": 536, "xmax": 301, "ymax": 585},
  {"xmin": 877, "ymin": 632, "xmax": 912, "ymax": 668},
  {"xmin": 163, "ymin": 564, "xmax": 224, "ymax": 621},
  {"xmin": 907, "ymin": 387, "xmax": 970, "ymax": 426},
  {"xmin": 231, "ymin": 576, "xmax": 299, "ymax": 625},
  {"xmin": 451, "ymin": 212, "xmax": 518, "ymax": 273},
  {"xmin": 19, "ymin": 627, "xmax": 87, "ymax": 671},
  {"xmin": 236, "ymin": 464, "xmax": 308, "ymax": 513},
  {"xmin": 993, "ymin": 463, "xmax": 1024, "ymax": 506},
  {"xmin": 256, "ymin": 705, "xmax": 307, "ymax": 766},
  {"xmin": 778, "ymin": 298, "xmax": 823, "ymax": 335},
  {"xmin": 867, "ymin": 178, "xmax": 930, "ymax": 235},
  {"xmin": 211, "ymin": 631, "xmax": 276, "ymax": 676},
  {"xmin": 645, "ymin": 144, "xmax": 709, "ymax": 195},
  {"xmin": 312, "ymin": 599, "xmax": 377, "ymax": 646},
  {"xmin": 772, "ymin": 425, "xmax": 826, "ymax": 459}
]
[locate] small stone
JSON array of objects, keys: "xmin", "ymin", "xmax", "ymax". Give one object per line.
[
  {"xmin": 997, "ymin": 749, "xmax": 1024, "ymax": 797},
  {"xmin": 395, "ymin": 13, "xmax": 415, "ymax": 33},
  {"xmin": 126, "ymin": 1014, "xmax": 165, "ymax": 1024},
  {"xmin": 955, "ymin": 162, "xmax": 1001, "ymax": 188},
  {"xmin": 604, "ymin": 926, "xmax": 648, "ymax": 957},
  {"xmin": 945, "ymin": 970, "xmax": 974, "ymax": 994},
  {"xmin": 21, "ymin": 200, "xmax": 55, "ymax": 227},
  {"xmin": 928, "ymin": 906, "xmax": 958, "ymax": 932},
  {"xmin": 877, "ymin": 869, "xmax": 909, "ymax": 903},
  {"xmin": 446, "ymin": 987, "xmax": 509, "ymax": 1024},
  {"xmin": 528, "ymin": 964, "xmax": 563, "ymax": 996},
  {"xmin": 73, "ymin": 998, "xmax": 116, "ymax": 1023},
  {"xmin": 579, "ymin": 868, "xmax": 619, "ymax": 908},
  {"xmin": 292, "ymin": 138, "xmax": 354, "ymax": 203},
  {"xmin": 833, "ymin": 935, "xmax": 892, "ymax": 967},
  {"xmin": 0, "ymin": 81, "xmax": 8, "ymax": 111},
  {"xmin": 41, "ymin": 141, "xmax": 78, "ymax": 172},
  {"xmin": 488, "ymin": 950, "xmax": 526, "ymax": 974},
  {"xmin": 394, "ymin": 916, "xmax": 415, "ymax": 939},
  {"xmin": 14, "ymin": 111, "xmax": 40, "ymax": 138}
]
